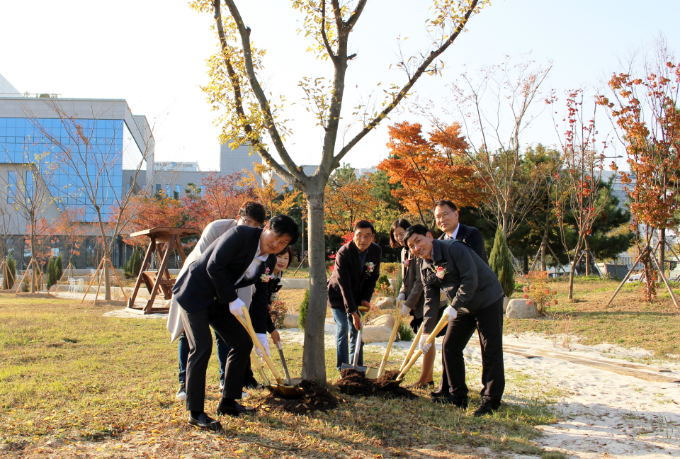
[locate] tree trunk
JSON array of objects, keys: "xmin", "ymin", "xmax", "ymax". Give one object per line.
[
  {"xmin": 568, "ymin": 239, "xmax": 583, "ymax": 301},
  {"xmin": 660, "ymin": 228, "xmax": 666, "ymax": 276},
  {"xmin": 30, "ymin": 220, "xmax": 37, "ymax": 293},
  {"xmin": 585, "ymin": 238, "xmax": 591, "ymax": 276},
  {"xmin": 96, "ymin": 213, "xmax": 112, "ymax": 301},
  {"xmin": 300, "ymin": 186, "xmax": 328, "ymax": 382},
  {"xmin": 540, "ymin": 239, "xmax": 547, "ymax": 271}
]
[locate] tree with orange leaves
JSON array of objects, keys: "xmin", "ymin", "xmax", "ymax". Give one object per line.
[
  {"xmin": 378, "ymin": 121, "xmax": 484, "ymax": 228},
  {"xmin": 598, "ymin": 48, "xmax": 680, "ymax": 303},
  {"xmin": 239, "ymin": 162, "xmax": 301, "ymax": 220},
  {"xmin": 53, "ymin": 206, "xmax": 86, "ymax": 269}
]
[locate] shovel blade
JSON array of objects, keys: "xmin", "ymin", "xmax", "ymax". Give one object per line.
[
  {"xmin": 365, "ymin": 367, "xmax": 380, "ymax": 379},
  {"xmin": 267, "ymin": 383, "xmax": 305, "ymax": 398},
  {"xmin": 340, "ymin": 363, "xmax": 368, "ymax": 373}
]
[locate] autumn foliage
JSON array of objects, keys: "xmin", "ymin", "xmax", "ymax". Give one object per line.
[{"xmin": 378, "ymin": 122, "xmax": 485, "ymax": 227}]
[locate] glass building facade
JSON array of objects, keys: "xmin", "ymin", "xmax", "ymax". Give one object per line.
[{"xmin": 0, "ymin": 117, "xmax": 124, "ymax": 221}]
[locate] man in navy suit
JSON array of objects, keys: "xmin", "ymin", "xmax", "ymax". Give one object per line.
[
  {"xmin": 173, "ymin": 215, "xmax": 298, "ymax": 430},
  {"xmin": 434, "ymin": 199, "xmax": 488, "ymax": 263}
]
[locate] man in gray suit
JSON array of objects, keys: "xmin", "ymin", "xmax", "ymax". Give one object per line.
[{"xmin": 404, "ymin": 224, "xmax": 505, "ymax": 417}]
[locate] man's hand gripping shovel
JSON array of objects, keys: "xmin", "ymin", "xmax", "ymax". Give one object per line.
[{"xmin": 340, "ymin": 304, "xmax": 372, "ymax": 373}]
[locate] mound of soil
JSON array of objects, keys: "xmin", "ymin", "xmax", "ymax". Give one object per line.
[
  {"xmin": 336, "ymin": 369, "xmax": 418, "ymax": 399},
  {"xmin": 256, "ymin": 380, "xmax": 340, "ymax": 415}
]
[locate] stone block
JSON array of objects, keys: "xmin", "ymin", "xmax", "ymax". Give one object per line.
[
  {"xmin": 374, "ymin": 296, "xmax": 394, "ymax": 310},
  {"xmin": 506, "ymin": 299, "xmax": 538, "ymax": 319},
  {"xmin": 362, "ymin": 325, "xmax": 393, "ymax": 343},
  {"xmin": 282, "ymin": 313, "xmax": 300, "ymax": 329},
  {"xmin": 367, "ymin": 313, "xmax": 395, "ymax": 329}
]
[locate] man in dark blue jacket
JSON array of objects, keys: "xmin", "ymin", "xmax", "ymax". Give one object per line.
[
  {"xmin": 173, "ymin": 215, "xmax": 298, "ymax": 430},
  {"xmin": 327, "ymin": 220, "xmax": 382, "ymax": 371},
  {"xmin": 405, "ymin": 224, "xmax": 505, "ymax": 417}
]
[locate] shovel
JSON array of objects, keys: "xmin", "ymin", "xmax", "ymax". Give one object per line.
[
  {"xmin": 399, "ymin": 317, "xmax": 425, "ymax": 373},
  {"xmin": 340, "ymin": 309, "xmax": 371, "ymax": 373},
  {"xmin": 275, "ymin": 341, "xmax": 293, "ymax": 385},
  {"xmin": 237, "ymin": 306, "xmax": 304, "ymax": 398},
  {"xmin": 379, "ymin": 310, "xmax": 451, "ymax": 390},
  {"xmin": 372, "ymin": 305, "xmax": 404, "ymax": 379}
]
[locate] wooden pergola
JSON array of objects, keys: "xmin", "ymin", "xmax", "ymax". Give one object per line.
[{"xmin": 126, "ymin": 227, "xmax": 200, "ymax": 314}]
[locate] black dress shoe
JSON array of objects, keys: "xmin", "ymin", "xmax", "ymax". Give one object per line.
[
  {"xmin": 430, "ymin": 390, "xmax": 448, "ymax": 399},
  {"xmin": 473, "ymin": 403, "xmax": 499, "ymax": 417},
  {"xmin": 432, "ymin": 395, "xmax": 469, "ymax": 409},
  {"xmin": 216, "ymin": 400, "xmax": 257, "ymax": 417},
  {"xmin": 188, "ymin": 412, "xmax": 222, "ymax": 431},
  {"xmin": 244, "ymin": 381, "xmax": 263, "ymax": 390}
]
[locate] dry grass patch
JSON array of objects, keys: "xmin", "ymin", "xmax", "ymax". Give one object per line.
[{"xmin": 0, "ymin": 293, "xmax": 561, "ymax": 458}]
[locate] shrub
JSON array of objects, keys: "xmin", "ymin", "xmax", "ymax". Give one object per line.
[
  {"xmin": 376, "ymin": 273, "xmax": 391, "ymax": 295},
  {"xmin": 124, "ymin": 250, "xmax": 143, "ymax": 279},
  {"xmin": 55, "ymin": 253, "xmax": 63, "ymax": 281},
  {"xmin": 523, "ymin": 270, "xmax": 558, "ymax": 315},
  {"xmin": 489, "ymin": 226, "xmax": 515, "ymax": 297},
  {"xmin": 46, "ymin": 258, "xmax": 58, "ymax": 290},
  {"xmin": 298, "ymin": 288, "xmax": 310, "ymax": 330},
  {"xmin": 269, "ymin": 298, "xmax": 288, "ymax": 329},
  {"xmin": 380, "ymin": 262, "xmax": 400, "ymax": 276},
  {"xmin": 22, "ymin": 276, "xmax": 29, "ymax": 292},
  {"xmin": 398, "ymin": 320, "xmax": 414, "ymax": 341},
  {"xmin": 4, "ymin": 255, "xmax": 16, "ymax": 289},
  {"xmin": 394, "ymin": 266, "xmax": 403, "ymax": 301}
]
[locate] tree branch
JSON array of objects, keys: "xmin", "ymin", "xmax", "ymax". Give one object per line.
[{"xmin": 333, "ymin": 0, "xmax": 480, "ymax": 168}]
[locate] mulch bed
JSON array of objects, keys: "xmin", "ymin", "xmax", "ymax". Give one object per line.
[
  {"xmin": 255, "ymin": 380, "xmax": 341, "ymax": 415},
  {"xmin": 335, "ymin": 369, "xmax": 418, "ymax": 399}
]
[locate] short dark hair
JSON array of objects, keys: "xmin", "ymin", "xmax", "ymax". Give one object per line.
[
  {"xmin": 268, "ymin": 215, "xmax": 299, "ymax": 245},
  {"xmin": 389, "ymin": 219, "xmax": 411, "ymax": 248},
  {"xmin": 403, "ymin": 224, "xmax": 431, "ymax": 245},
  {"xmin": 276, "ymin": 245, "xmax": 294, "ymax": 268},
  {"xmin": 239, "ymin": 201, "xmax": 266, "ymax": 225},
  {"xmin": 353, "ymin": 220, "xmax": 375, "ymax": 234},
  {"xmin": 433, "ymin": 199, "xmax": 458, "ymax": 212}
]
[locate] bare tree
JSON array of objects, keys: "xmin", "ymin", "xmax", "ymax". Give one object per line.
[
  {"xmin": 28, "ymin": 101, "xmax": 155, "ymax": 301},
  {"xmin": 422, "ymin": 56, "xmax": 551, "ymax": 237},
  {"xmin": 192, "ymin": 0, "xmax": 490, "ymax": 379}
]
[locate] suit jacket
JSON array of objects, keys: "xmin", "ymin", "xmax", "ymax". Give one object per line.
[
  {"xmin": 439, "ymin": 223, "xmax": 488, "ymax": 265},
  {"xmin": 398, "ymin": 247, "xmax": 424, "ymax": 318},
  {"xmin": 250, "ymin": 274, "xmax": 280, "ymax": 334},
  {"xmin": 172, "ymin": 226, "xmax": 276, "ymax": 315},
  {"xmin": 420, "ymin": 239, "xmax": 503, "ymax": 333},
  {"xmin": 327, "ymin": 241, "xmax": 382, "ymax": 314}
]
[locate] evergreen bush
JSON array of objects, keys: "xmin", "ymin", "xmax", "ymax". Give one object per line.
[
  {"xmin": 124, "ymin": 250, "xmax": 143, "ymax": 279},
  {"xmin": 4, "ymin": 255, "xmax": 16, "ymax": 290},
  {"xmin": 55, "ymin": 253, "xmax": 63, "ymax": 281},
  {"xmin": 489, "ymin": 225, "xmax": 515, "ymax": 298},
  {"xmin": 398, "ymin": 320, "xmax": 414, "ymax": 341},
  {"xmin": 47, "ymin": 258, "xmax": 58, "ymax": 290},
  {"xmin": 298, "ymin": 288, "xmax": 310, "ymax": 330}
]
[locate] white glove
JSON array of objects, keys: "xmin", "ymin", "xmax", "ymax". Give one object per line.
[
  {"xmin": 396, "ymin": 293, "xmax": 406, "ymax": 303},
  {"xmin": 229, "ymin": 298, "xmax": 245, "ymax": 316},
  {"xmin": 419, "ymin": 333, "xmax": 432, "ymax": 355},
  {"xmin": 444, "ymin": 305, "xmax": 457, "ymax": 321},
  {"xmin": 254, "ymin": 333, "xmax": 269, "ymax": 358},
  {"xmin": 400, "ymin": 303, "xmax": 410, "ymax": 317}
]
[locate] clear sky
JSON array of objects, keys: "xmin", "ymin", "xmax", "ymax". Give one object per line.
[{"xmin": 1, "ymin": 0, "xmax": 678, "ymax": 172}]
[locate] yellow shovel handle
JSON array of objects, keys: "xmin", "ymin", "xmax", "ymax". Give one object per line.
[
  {"xmin": 399, "ymin": 319, "xmax": 425, "ymax": 372},
  {"xmin": 378, "ymin": 307, "xmax": 403, "ymax": 377},
  {"xmin": 235, "ymin": 314, "xmax": 271, "ymax": 386},
  {"xmin": 396, "ymin": 312, "xmax": 449, "ymax": 381},
  {"xmin": 241, "ymin": 306, "xmax": 285, "ymax": 385}
]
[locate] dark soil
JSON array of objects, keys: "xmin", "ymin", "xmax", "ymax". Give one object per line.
[
  {"xmin": 336, "ymin": 369, "xmax": 418, "ymax": 399},
  {"xmin": 255, "ymin": 380, "xmax": 341, "ymax": 415}
]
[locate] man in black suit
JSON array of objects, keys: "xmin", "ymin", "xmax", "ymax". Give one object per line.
[
  {"xmin": 404, "ymin": 224, "xmax": 505, "ymax": 417},
  {"xmin": 327, "ymin": 220, "xmax": 382, "ymax": 371},
  {"xmin": 173, "ymin": 215, "xmax": 298, "ymax": 430},
  {"xmin": 434, "ymin": 199, "xmax": 488, "ymax": 264}
]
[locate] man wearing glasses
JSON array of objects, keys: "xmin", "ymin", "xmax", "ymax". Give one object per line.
[
  {"xmin": 434, "ymin": 199, "xmax": 487, "ymax": 263},
  {"xmin": 167, "ymin": 201, "xmax": 267, "ymax": 402}
]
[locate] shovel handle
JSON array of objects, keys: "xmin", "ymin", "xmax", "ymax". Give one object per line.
[
  {"xmin": 396, "ymin": 312, "xmax": 449, "ymax": 381},
  {"xmin": 378, "ymin": 308, "xmax": 403, "ymax": 377},
  {"xmin": 241, "ymin": 306, "xmax": 285, "ymax": 385},
  {"xmin": 399, "ymin": 318, "xmax": 425, "ymax": 372},
  {"xmin": 235, "ymin": 314, "xmax": 271, "ymax": 386},
  {"xmin": 277, "ymin": 342, "xmax": 293, "ymax": 385}
]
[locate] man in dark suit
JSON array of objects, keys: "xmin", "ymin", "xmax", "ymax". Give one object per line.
[
  {"xmin": 434, "ymin": 199, "xmax": 488, "ymax": 263},
  {"xmin": 327, "ymin": 220, "xmax": 382, "ymax": 371},
  {"xmin": 173, "ymin": 215, "xmax": 298, "ymax": 430},
  {"xmin": 404, "ymin": 224, "xmax": 505, "ymax": 417}
]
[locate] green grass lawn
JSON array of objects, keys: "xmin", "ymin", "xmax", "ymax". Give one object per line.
[{"xmin": 0, "ymin": 293, "xmax": 562, "ymax": 458}]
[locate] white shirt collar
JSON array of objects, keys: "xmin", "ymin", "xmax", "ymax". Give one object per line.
[{"xmin": 446, "ymin": 223, "xmax": 460, "ymax": 240}]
